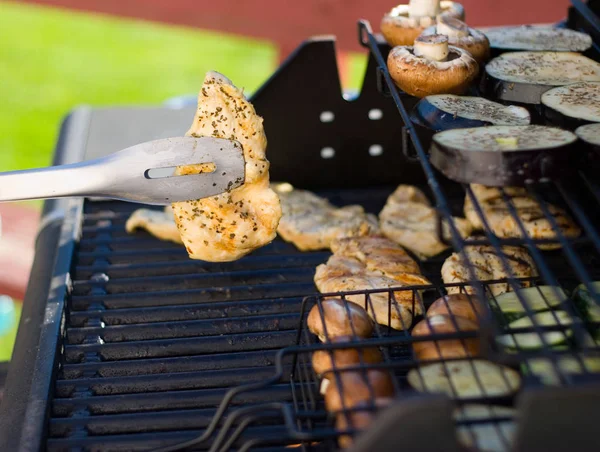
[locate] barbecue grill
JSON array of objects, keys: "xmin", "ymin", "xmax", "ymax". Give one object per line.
[{"xmin": 1, "ymin": 1, "xmax": 600, "ymax": 451}]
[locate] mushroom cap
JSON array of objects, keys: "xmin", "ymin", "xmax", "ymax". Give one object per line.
[
  {"xmin": 311, "ymin": 336, "xmax": 383, "ymax": 376},
  {"xmin": 387, "ymin": 45, "xmax": 478, "ymax": 98},
  {"xmin": 422, "ymin": 25, "xmax": 490, "ymax": 64},
  {"xmin": 427, "ymin": 293, "xmax": 484, "ymax": 324},
  {"xmin": 324, "ymin": 369, "xmax": 395, "ymax": 413},
  {"xmin": 381, "ymin": 1, "xmax": 466, "ymax": 46},
  {"xmin": 307, "ymin": 298, "xmax": 374, "ymax": 341},
  {"xmin": 411, "ymin": 314, "xmax": 480, "ymax": 361}
]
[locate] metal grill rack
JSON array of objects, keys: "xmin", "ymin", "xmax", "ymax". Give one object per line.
[{"xmin": 1, "ymin": 1, "xmax": 600, "ymax": 451}]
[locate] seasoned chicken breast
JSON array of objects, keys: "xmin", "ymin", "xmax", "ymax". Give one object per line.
[
  {"xmin": 273, "ymin": 183, "xmax": 379, "ymax": 251},
  {"xmin": 170, "ymin": 72, "xmax": 282, "ymax": 261},
  {"xmin": 314, "ymin": 236, "xmax": 431, "ymax": 330},
  {"xmin": 380, "ymin": 185, "xmax": 473, "ymax": 259},
  {"xmin": 125, "ymin": 206, "xmax": 181, "ymax": 244},
  {"xmin": 441, "ymin": 239, "xmax": 537, "ymax": 296},
  {"xmin": 464, "ymin": 184, "xmax": 580, "ymax": 250}
]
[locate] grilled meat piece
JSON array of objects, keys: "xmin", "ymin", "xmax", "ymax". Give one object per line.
[
  {"xmin": 441, "ymin": 239, "xmax": 537, "ymax": 296},
  {"xmin": 314, "ymin": 236, "xmax": 430, "ymax": 330},
  {"xmin": 273, "ymin": 183, "xmax": 379, "ymax": 251},
  {"xmin": 380, "ymin": 185, "xmax": 473, "ymax": 258},
  {"xmin": 464, "ymin": 184, "xmax": 580, "ymax": 250},
  {"xmin": 169, "ymin": 72, "xmax": 281, "ymax": 261},
  {"xmin": 125, "ymin": 206, "xmax": 182, "ymax": 244}
]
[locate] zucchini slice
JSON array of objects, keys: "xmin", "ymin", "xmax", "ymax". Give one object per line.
[
  {"xmin": 525, "ymin": 355, "xmax": 600, "ymax": 386},
  {"xmin": 407, "ymin": 360, "xmax": 521, "ymax": 399},
  {"xmin": 455, "ymin": 405, "xmax": 516, "ymax": 452},
  {"xmin": 490, "ymin": 286, "xmax": 567, "ymax": 321},
  {"xmin": 497, "ymin": 311, "xmax": 573, "ymax": 349},
  {"xmin": 572, "ymin": 282, "xmax": 600, "ymax": 323}
]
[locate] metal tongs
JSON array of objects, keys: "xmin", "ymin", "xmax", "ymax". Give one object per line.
[{"xmin": 0, "ymin": 137, "xmax": 245, "ymax": 205}]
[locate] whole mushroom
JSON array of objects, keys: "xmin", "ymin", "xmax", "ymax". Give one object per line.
[
  {"xmin": 324, "ymin": 369, "xmax": 395, "ymax": 413},
  {"xmin": 421, "ymin": 15, "xmax": 490, "ymax": 65},
  {"xmin": 307, "ymin": 298, "xmax": 374, "ymax": 342},
  {"xmin": 381, "ymin": 0, "xmax": 465, "ymax": 46},
  {"xmin": 387, "ymin": 33, "xmax": 479, "ymax": 98},
  {"xmin": 311, "ymin": 336, "xmax": 383, "ymax": 377}
]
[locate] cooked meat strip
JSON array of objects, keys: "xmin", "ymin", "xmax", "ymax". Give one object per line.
[
  {"xmin": 441, "ymin": 239, "xmax": 537, "ymax": 296},
  {"xmin": 464, "ymin": 184, "xmax": 580, "ymax": 250},
  {"xmin": 273, "ymin": 183, "xmax": 379, "ymax": 251},
  {"xmin": 125, "ymin": 206, "xmax": 182, "ymax": 244},
  {"xmin": 314, "ymin": 236, "xmax": 430, "ymax": 330},
  {"xmin": 380, "ymin": 185, "xmax": 473, "ymax": 258},
  {"xmin": 169, "ymin": 71, "xmax": 281, "ymax": 261}
]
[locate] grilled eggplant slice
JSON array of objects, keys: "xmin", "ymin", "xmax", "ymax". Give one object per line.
[
  {"xmin": 430, "ymin": 125, "xmax": 578, "ymax": 185},
  {"xmin": 497, "ymin": 310, "xmax": 573, "ymax": 349},
  {"xmin": 576, "ymin": 123, "xmax": 600, "ymax": 155},
  {"xmin": 542, "ymin": 82, "xmax": 600, "ymax": 129},
  {"xmin": 411, "ymin": 95, "xmax": 530, "ymax": 148},
  {"xmin": 483, "ymin": 52, "xmax": 600, "ymax": 104},
  {"xmin": 407, "ymin": 359, "xmax": 521, "ymax": 399},
  {"xmin": 484, "ymin": 26, "xmax": 592, "ymax": 54}
]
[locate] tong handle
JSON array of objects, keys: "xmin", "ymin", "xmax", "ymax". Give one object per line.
[{"xmin": 0, "ymin": 160, "xmax": 109, "ymax": 202}]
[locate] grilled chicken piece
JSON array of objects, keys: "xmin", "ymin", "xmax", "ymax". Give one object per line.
[
  {"xmin": 125, "ymin": 206, "xmax": 182, "ymax": 244},
  {"xmin": 464, "ymin": 184, "xmax": 580, "ymax": 250},
  {"xmin": 314, "ymin": 236, "xmax": 430, "ymax": 330},
  {"xmin": 169, "ymin": 72, "xmax": 281, "ymax": 261},
  {"xmin": 441, "ymin": 239, "xmax": 537, "ymax": 296},
  {"xmin": 273, "ymin": 183, "xmax": 379, "ymax": 251},
  {"xmin": 379, "ymin": 185, "xmax": 473, "ymax": 259}
]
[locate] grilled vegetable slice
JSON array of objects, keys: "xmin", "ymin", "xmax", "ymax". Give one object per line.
[
  {"xmin": 483, "ymin": 26, "xmax": 592, "ymax": 52},
  {"xmin": 572, "ymin": 282, "xmax": 600, "ymax": 323},
  {"xmin": 411, "ymin": 95, "xmax": 530, "ymax": 146},
  {"xmin": 407, "ymin": 360, "xmax": 521, "ymax": 399},
  {"xmin": 483, "ymin": 52, "xmax": 600, "ymax": 104},
  {"xmin": 455, "ymin": 405, "xmax": 516, "ymax": 452},
  {"xmin": 490, "ymin": 286, "xmax": 567, "ymax": 322},
  {"xmin": 497, "ymin": 311, "xmax": 573, "ymax": 349},
  {"xmin": 576, "ymin": 123, "xmax": 600, "ymax": 157},
  {"xmin": 542, "ymin": 82, "xmax": 600, "ymax": 128},
  {"xmin": 525, "ymin": 355, "xmax": 600, "ymax": 386},
  {"xmin": 430, "ymin": 125, "xmax": 578, "ymax": 185}
]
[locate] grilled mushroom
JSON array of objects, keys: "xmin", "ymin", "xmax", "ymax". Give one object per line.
[
  {"xmin": 335, "ymin": 398, "xmax": 393, "ymax": 449},
  {"xmin": 381, "ymin": 0, "xmax": 465, "ymax": 46},
  {"xmin": 411, "ymin": 314, "xmax": 480, "ymax": 361},
  {"xmin": 388, "ymin": 34, "xmax": 478, "ymax": 98},
  {"xmin": 422, "ymin": 15, "xmax": 490, "ymax": 64},
  {"xmin": 324, "ymin": 369, "xmax": 395, "ymax": 413},
  {"xmin": 427, "ymin": 293, "xmax": 484, "ymax": 324},
  {"xmin": 311, "ymin": 336, "xmax": 383, "ymax": 377},
  {"xmin": 307, "ymin": 298, "xmax": 374, "ymax": 342}
]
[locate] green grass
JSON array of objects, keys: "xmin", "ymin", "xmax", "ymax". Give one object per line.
[{"xmin": 0, "ymin": 1, "xmax": 278, "ymax": 172}]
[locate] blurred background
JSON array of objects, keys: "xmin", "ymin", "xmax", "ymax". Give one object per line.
[{"xmin": 0, "ymin": 0, "xmax": 572, "ymax": 362}]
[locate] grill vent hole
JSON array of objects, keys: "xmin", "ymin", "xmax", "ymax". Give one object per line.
[
  {"xmin": 319, "ymin": 111, "xmax": 335, "ymax": 123},
  {"xmin": 368, "ymin": 109, "xmax": 383, "ymax": 120},
  {"xmin": 369, "ymin": 144, "xmax": 383, "ymax": 156},
  {"xmin": 320, "ymin": 147, "xmax": 335, "ymax": 159}
]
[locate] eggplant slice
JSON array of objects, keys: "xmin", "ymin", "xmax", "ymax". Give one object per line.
[
  {"xmin": 483, "ymin": 26, "xmax": 592, "ymax": 52},
  {"xmin": 430, "ymin": 125, "xmax": 579, "ymax": 185},
  {"xmin": 576, "ymin": 123, "xmax": 600, "ymax": 159},
  {"xmin": 483, "ymin": 52, "xmax": 600, "ymax": 104},
  {"xmin": 542, "ymin": 82, "xmax": 600, "ymax": 128}
]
